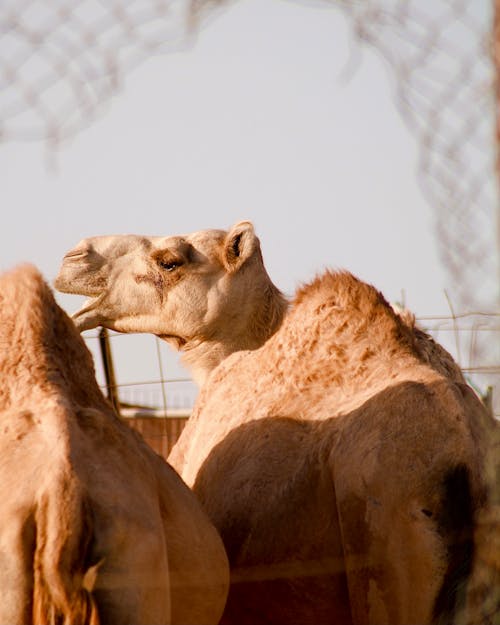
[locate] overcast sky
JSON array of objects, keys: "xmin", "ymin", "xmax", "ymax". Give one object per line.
[{"xmin": 1, "ymin": 0, "xmax": 464, "ymax": 407}]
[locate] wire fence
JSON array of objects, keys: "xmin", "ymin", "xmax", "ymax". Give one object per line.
[
  {"xmin": 2, "ymin": 0, "xmax": 499, "ymax": 360},
  {"xmin": 417, "ymin": 311, "xmax": 500, "ymax": 415},
  {"xmin": 84, "ymin": 311, "xmax": 500, "ymax": 423},
  {"xmin": 0, "ymin": 0, "xmax": 198, "ymax": 144},
  {"xmin": 84, "ymin": 329, "xmax": 198, "ymax": 415},
  {"xmin": 334, "ymin": 0, "xmax": 499, "ymax": 315},
  {"xmin": 2, "ymin": 1, "xmax": 499, "ymax": 413}
]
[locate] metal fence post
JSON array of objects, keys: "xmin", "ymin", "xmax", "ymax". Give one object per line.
[{"xmin": 98, "ymin": 327, "xmax": 120, "ymax": 415}]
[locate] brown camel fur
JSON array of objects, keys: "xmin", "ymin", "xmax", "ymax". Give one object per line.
[
  {"xmin": 452, "ymin": 422, "xmax": 500, "ymax": 625},
  {"xmin": 0, "ymin": 264, "xmax": 229, "ymax": 625},
  {"xmin": 171, "ymin": 271, "xmax": 494, "ymax": 625},
  {"xmin": 56, "ymin": 222, "xmax": 496, "ymax": 625}
]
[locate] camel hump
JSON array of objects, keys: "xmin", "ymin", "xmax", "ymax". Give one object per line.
[
  {"xmin": 0, "ymin": 263, "xmax": 50, "ymax": 306},
  {"xmin": 32, "ymin": 477, "xmax": 100, "ymax": 625},
  {"xmin": 0, "ymin": 262, "xmax": 77, "ymax": 348},
  {"xmin": 0, "ymin": 263, "xmax": 106, "ymax": 411}
]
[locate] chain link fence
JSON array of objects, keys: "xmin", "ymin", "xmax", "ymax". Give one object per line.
[
  {"xmin": 2, "ymin": 0, "xmax": 499, "ymax": 408},
  {"xmin": 333, "ymin": 0, "xmax": 500, "ymax": 414}
]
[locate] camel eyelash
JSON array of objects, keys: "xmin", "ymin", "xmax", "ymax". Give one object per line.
[{"xmin": 158, "ymin": 259, "xmax": 183, "ymax": 272}]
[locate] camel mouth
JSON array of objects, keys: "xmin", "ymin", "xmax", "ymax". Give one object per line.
[{"xmin": 69, "ymin": 295, "xmax": 106, "ymax": 331}]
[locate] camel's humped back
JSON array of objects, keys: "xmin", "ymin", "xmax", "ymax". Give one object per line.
[
  {"xmin": 212, "ymin": 272, "xmax": 458, "ymax": 395},
  {"xmin": 0, "ymin": 264, "xmax": 107, "ymax": 412},
  {"xmin": 294, "ymin": 270, "xmax": 465, "ymax": 383},
  {"xmin": 194, "ymin": 270, "xmax": 465, "ymax": 430}
]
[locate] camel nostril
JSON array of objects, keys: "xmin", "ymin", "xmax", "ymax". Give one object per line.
[{"xmin": 63, "ymin": 247, "xmax": 89, "ymax": 261}]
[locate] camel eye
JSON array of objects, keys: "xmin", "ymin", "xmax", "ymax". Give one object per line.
[{"xmin": 159, "ymin": 260, "xmax": 182, "ymax": 272}]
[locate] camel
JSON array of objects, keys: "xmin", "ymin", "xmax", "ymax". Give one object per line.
[
  {"xmin": 56, "ymin": 221, "xmax": 497, "ymax": 625},
  {"xmin": 0, "ymin": 264, "xmax": 229, "ymax": 625}
]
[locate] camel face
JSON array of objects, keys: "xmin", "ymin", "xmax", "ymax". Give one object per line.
[
  {"xmin": 56, "ymin": 230, "xmax": 224, "ymax": 334},
  {"xmin": 56, "ymin": 221, "xmax": 288, "ymax": 383}
]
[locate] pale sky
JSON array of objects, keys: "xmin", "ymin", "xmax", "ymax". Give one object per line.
[{"xmin": 1, "ymin": 0, "xmax": 465, "ymax": 408}]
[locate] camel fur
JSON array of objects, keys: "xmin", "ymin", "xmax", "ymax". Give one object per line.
[
  {"xmin": 0, "ymin": 264, "xmax": 229, "ymax": 625},
  {"xmin": 56, "ymin": 222, "xmax": 496, "ymax": 625}
]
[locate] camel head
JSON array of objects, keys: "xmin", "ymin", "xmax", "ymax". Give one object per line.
[{"xmin": 55, "ymin": 221, "xmax": 288, "ymax": 383}]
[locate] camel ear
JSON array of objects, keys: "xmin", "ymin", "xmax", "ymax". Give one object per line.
[{"xmin": 222, "ymin": 221, "xmax": 259, "ymax": 272}]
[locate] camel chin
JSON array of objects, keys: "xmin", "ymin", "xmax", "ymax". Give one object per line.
[{"xmin": 70, "ymin": 298, "xmax": 105, "ymax": 332}]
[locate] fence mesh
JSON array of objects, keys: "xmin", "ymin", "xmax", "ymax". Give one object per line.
[
  {"xmin": 333, "ymin": 0, "xmax": 500, "ymax": 415},
  {"xmin": 0, "ymin": 0, "xmax": 199, "ymax": 144},
  {"xmin": 2, "ymin": 0, "xmax": 499, "ymax": 408}
]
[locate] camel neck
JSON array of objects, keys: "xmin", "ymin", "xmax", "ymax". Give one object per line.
[
  {"xmin": 180, "ymin": 338, "xmax": 228, "ymax": 386},
  {"xmin": 179, "ymin": 280, "xmax": 288, "ymax": 385}
]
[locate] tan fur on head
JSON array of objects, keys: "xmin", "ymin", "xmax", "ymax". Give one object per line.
[{"xmin": 55, "ymin": 222, "xmax": 288, "ymax": 385}]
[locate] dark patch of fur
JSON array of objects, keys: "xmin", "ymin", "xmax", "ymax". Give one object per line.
[
  {"xmin": 433, "ymin": 464, "xmax": 475, "ymax": 624},
  {"xmin": 134, "ymin": 271, "xmax": 166, "ymax": 304}
]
